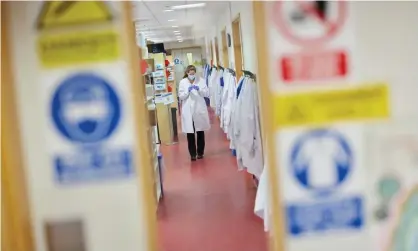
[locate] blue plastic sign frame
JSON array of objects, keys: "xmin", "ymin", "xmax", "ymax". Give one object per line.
[
  {"xmin": 50, "ymin": 72, "xmax": 133, "ymax": 184},
  {"xmin": 285, "ymin": 128, "xmax": 364, "ymax": 237}
]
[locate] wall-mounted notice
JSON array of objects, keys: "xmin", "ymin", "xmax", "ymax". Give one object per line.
[
  {"xmin": 273, "ymin": 83, "xmax": 390, "ymax": 128},
  {"xmin": 152, "ymin": 70, "xmax": 165, "ymax": 78},
  {"xmin": 50, "ymin": 72, "xmax": 133, "ymax": 184},
  {"xmin": 269, "ymin": 1, "xmax": 353, "ymax": 85},
  {"xmin": 278, "ymin": 126, "xmax": 366, "ymax": 237},
  {"xmin": 37, "ymin": 30, "xmax": 120, "ymax": 68},
  {"xmin": 36, "ymin": 1, "xmax": 119, "ymax": 68},
  {"xmin": 272, "ymin": 1, "xmax": 347, "ymax": 46},
  {"xmin": 36, "ymin": 1, "xmax": 113, "ymax": 30}
]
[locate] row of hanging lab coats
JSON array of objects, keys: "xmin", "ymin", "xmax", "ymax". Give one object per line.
[
  {"xmin": 207, "ymin": 67, "xmax": 268, "ymax": 231},
  {"xmin": 208, "ymin": 68, "xmax": 264, "ymax": 179}
]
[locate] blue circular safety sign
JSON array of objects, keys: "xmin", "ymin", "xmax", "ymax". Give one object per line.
[
  {"xmin": 174, "ymin": 58, "xmax": 180, "ymax": 64},
  {"xmin": 51, "ymin": 73, "xmax": 121, "ymax": 143},
  {"xmin": 290, "ymin": 128, "xmax": 352, "ymax": 196}
]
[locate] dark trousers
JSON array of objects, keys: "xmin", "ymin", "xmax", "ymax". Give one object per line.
[{"xmin": 186, "ymin": 123, "xmax": 205, "ymax": 157}]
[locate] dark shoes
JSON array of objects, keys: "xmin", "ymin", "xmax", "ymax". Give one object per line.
[{"xmin": 191, "ymin": 155, "xmax": 204, "ymax": 161}]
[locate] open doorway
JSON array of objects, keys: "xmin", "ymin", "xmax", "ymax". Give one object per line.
[
  {"xmin": 232, "ymin": 15, "xmax": 244, "ymax": 79},
  {"xmin": 221, "ymin": 28, "xmax": 229, "ymax": 68}
]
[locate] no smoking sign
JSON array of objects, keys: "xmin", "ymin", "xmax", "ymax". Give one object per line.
[
  {"xmin": 273, "ymin": 1, "xmax": 347, "ymax": 47},
  {"xmin": 272, "ymin": 1, "xmax": 350, "ymax": 83}
]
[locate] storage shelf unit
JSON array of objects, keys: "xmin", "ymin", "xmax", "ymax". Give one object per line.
[{"xmin": 142, "ymin": 71, "xmax": 163, "ymax": 205}]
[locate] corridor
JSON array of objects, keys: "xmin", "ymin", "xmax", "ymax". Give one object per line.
[{"xmin": 157, "ymin": 110, "xmax": 268, "ymax": 251}]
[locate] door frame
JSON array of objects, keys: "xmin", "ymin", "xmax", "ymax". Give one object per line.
[{"xmin": 1, "ymin": 2, "xmax": 35, "ymax": 251}]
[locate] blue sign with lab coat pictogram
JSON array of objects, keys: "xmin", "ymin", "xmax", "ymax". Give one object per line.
[
  {"xmin": 286, "ymin": 128, "xmax": 364, "ymax": 237},
  {"xmin": 50, "ymin": 73, "xmax": 133, "ymax": 184}
]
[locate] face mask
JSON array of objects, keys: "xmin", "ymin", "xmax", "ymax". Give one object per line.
[{"xmin": 188, "ymin": 74, "xmax": 195, "ymax": 80}]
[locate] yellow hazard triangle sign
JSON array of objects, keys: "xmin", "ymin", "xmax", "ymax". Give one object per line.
[{"xmin": 36, "ymin": 1, "xmax": 112, "ymax": 30}]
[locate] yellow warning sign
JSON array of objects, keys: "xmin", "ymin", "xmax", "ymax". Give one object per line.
[
  {"xmin": 273, "ymin": 83, "xmax": 390, "ymax": 128},
  {"xmin": 37, "ymin": 30, "xmax": 120, "ymax": 68},
  {"xmin": 37, "ymin": 1, "xmax": 112, "ymax": 30}
]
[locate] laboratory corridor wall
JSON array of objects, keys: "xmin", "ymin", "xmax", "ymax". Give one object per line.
[{"xmin": 206, "ymin": 1, "xmax": 258, "ymax": 75}]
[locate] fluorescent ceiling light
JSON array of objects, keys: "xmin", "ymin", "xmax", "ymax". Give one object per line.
[
  {"xmin": 172, "ymin": 25, "xmax": 178, "ymax": 28},
  {"xmin": 178, "ymin": 40, "xmax": 183, "ymax": 43},
  {"xmin": 173, "ymin": 30, "xmax": 180, "ymax": 33},
  {"xmin": 167, "ymin": 19, "xmax": 176, "ymax": 22},
  {"xmin": 170, "ymin": 3, "xmax": 206, "ymax": 10},
  {"xmin": 163, "ymin": 9, "xmax": 174, "ymax": 12}
]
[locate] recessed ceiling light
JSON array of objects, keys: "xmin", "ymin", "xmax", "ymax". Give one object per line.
[
  {"xmin": 167, "ymin": 19, "xmax": 176, "ymax": 22},
  {"xmin": 163, "ymin": 9, "xmax": 174, "ymax": 12},
  {"xmin": 178, "ymin": 40, "xmax": 183, "ymax": 43},
  {"xmin": 170, "ymin": 3, "xmax": 206, "ymax": 10},
  {"xmin": 173, "ymin": 30, "xmax": 180, "ymax": 33},
  {"xmin": 172, "ymin": 25, "xmax": 178, "ymax": 28}
]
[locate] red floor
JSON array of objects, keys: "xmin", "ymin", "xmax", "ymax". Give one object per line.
[{"xmin": 157, "ymin": 109, "xmax": 268, "ymax": 251}]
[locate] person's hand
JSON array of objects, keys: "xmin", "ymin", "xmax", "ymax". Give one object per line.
[
  {"xmin": 188, "ymin": 86, "xmax": 194, "ymax": 92},
  {"xmin": 193, "ymin": 85, "xmax": 200, "ymax": 91}
]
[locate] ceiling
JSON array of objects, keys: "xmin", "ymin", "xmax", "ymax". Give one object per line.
[{"xmin": 131, "ymin": 1, "xmax": 228, "ymax": 44}]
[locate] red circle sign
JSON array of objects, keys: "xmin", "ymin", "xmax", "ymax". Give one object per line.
[{"xmin": 273, "ymin": 1, "xmax": 348, "ymax": 47}]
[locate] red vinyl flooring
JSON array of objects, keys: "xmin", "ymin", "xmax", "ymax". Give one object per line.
[{"xmin": 157, "ymin": 109, "xmax": 268, "ymax": 251}]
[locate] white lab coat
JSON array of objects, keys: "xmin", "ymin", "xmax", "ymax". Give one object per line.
[
  {"xmin": 215, "ymin": 69, "xmax": 224, "ymax": 116},
  {"xmin": 233, "ymin": 77, "xmax": 264, "ymax": 178},
  {"xmin": 254, "ymin": 162, "xmax": 270, "ymax": 232},
  {"xmin": 220, "ymin": 71, "xmax": 230, "ymax": 130},
  {"xmin": 232, "ymin": 77, "xmax": 247, "ymax": 170},
  {"xmin": 221, "ymin": 71, "xmax": 237, "ymax": 135},
  {"xmin": 228, "ymin": 76, "xmax": 244, "ymax": 149},
  {"xmin": 178, "ymin": 77, "xmax": 210, "ymax": 133},
  {"xmin": 209, "ymin": 68, "xmax": 218, "ymax": 108}
]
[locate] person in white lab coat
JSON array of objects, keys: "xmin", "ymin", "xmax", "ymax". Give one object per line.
[{"xmin": 178, "ymin": 65, "xmax": 210, "ymax": 161}]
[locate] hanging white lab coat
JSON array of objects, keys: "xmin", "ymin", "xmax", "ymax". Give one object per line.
[
  {"xmin": 178, "ymin": 77, "xmax": 210, "ymax": 133},
  {"xmin": 209, "ymin": 68, "xmax": 218, "ymax": 108},
  {"xmin": 234, "ymin": 77, "xmax": 264, "ymax": 178},
  {"xmin": 254, "ymin": 162, "xmax": 271, "ymax": 232},
  {"xmin": 228, "ymin": 76, "xmax": 244, "ymax": 149},
  {"xmin": 215, "ymin": 69, "xmax": 224, "ymax": 116},
  {"xmin": 232, "ymin": 77, "xmax": 248, "ymax": 170},
  {"xmin": 221, "ymin": 71, "xmax": 237, "ymax": 135},
  {"xmin": 220, "ymin": 71, "xmax": 230, "ymax": 130}
]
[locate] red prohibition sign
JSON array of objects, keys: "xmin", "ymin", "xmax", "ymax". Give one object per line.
[{"xmin": 273, "ymin": 1, "xmax": 348, "ymax": 47}]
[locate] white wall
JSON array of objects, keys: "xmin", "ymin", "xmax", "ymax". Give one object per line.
[
  {"xmin": 206, "ymin": 1, "xmax": 258, "ymax": 75},
  {"xmin": 355, "ymin": 3, "xmax": 418, "ymax": 249}
]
